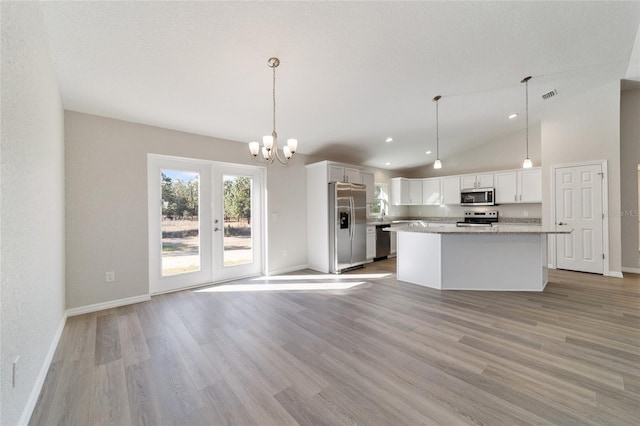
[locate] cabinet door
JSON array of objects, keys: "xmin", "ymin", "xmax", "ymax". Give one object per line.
[
  {"xmin": 390, "ymin": 178, "xmax": 404, "ymax": 205},
  {"xmin": 477, "ymin": 173, "xmax": 494, "ymax": 188},
  {"xmin": 366, "ymin": 227, "xmax": 376, "ymax": 259},
  {"xmin": 519, "ymin": 168, "xmax": 542, "ymax": 203},
  {"xmin": 361, "ymin": 172, "xmax": 375, "ymax": 204},
  {"xmin": 460, "ymin": 175, "xmax": 476, "ymax": 190},
  {"xmin": 345, "ymin": 167, "xmax": 361, "ymax": 184},
  {"xmin": 422, "ymin": 178, "xmax": 441, "ymax": 205},
  {"xmin": 494, "ymin": 171, "xmax": 517, "ymax": 203},
  {"xmin": 329, "ymin": 165, "xmax": 344, "ymax": 182},
  {"xmin": 408, "ymin": 180, "xmax": 422, "ymax": 204},
  {"xmin": 441, "ymin": 177, "xmax": 460, "ymax": 205}
]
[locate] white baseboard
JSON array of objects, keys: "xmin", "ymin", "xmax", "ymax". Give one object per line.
[
  {"xmin": 267, "ymin": 264, "xmax": 308, "ymax": 276},
  {"xmin": 548, "ymin": 263, "xmax": 555, "ymax": 269},
  {"xmin": 622, "ymin": 267, "xmax": 640, "ymax": 275},
  {"xmin": 19, "ymin": 313, "xmax": 67, "ymax": 426},
  {"xmin": 606, "ymin": 271, "xmax": 624, "ymax": 278},
  {"xmin": 66, "ymin": 294, "xmax": 150, "ymax": 317}
]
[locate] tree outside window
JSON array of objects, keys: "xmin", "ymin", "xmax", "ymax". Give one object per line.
[{"xmin": 368, "ymin": 183, "xmax": 388, "ymax": 217}]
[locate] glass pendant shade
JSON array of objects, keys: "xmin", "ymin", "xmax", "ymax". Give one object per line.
[
  {"xmin": 262, "ymin": 147, "xmax": 270, "ymax": 160},
  {"xmin": 283, "ymin": 146, "xmax": 292, "ymax": 159},
  {"xmin": 262, "ymin": 135, "xmax": 274, "ymax": 151},
  {"xmin": 287, "ymin": 138, "xmax": 298, "ymax": 153},
  {"xmin": 522, "ymin": 158, "xmax": 533, "ymax": 169},
  {"xmin": 249, "ymin": 142, "xmax": 260, "ymax": 156},
  {"xmin": 433, "ymin": 159, "xmax": 442, "ymax": 169}
]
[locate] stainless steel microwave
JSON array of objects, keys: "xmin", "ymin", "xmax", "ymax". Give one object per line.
[{"xmin": 460, "ymin": 187, "xmax": 495, "ymax": 206}]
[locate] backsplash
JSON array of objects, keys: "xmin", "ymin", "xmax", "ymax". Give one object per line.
[{"xmin": 408, "ymin": 203, "xmax": 542, "ymax": 220}]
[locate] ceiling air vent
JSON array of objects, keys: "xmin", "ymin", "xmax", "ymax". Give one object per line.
[{"xmin": 541, "ymin": 89, "xmax": 557, "ymax": 100}]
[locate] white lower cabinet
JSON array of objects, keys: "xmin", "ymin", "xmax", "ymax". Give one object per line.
[{"xmin": 366, "ymin": 226, "xmax": 376, "ymax": 260}]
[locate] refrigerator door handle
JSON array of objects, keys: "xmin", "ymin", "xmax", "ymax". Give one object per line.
[{"xmin": 350, "ymin": 196, "xmax": 356, "ymax": 241}]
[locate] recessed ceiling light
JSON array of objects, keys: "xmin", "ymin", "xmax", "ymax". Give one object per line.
[
  {"xmin": 385, "ymin": 137, "xmax": 393, "ymax": 143},
  {"xmin": 508, "ymin": 113, "xmax": 519, "ymax": 119},
  {"xmin": 385, "ymin": 162, "xmax": 391, "ymax": 166},
  {"xmin": 425, "ymin": 150, "xmax": 432, "ymax": 155}
]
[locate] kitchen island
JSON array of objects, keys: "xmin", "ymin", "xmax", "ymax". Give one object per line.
[{"xmin": 389, "ymin": 225, "xmax": 572, "ymax": 291}]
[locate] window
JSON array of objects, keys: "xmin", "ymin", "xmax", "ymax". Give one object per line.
[{"xmin": 368, "ymin": 182, "xmax": 389, "ymax": 217}]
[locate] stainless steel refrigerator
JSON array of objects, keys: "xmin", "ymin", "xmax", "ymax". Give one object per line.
[{"xmin": 329, "ymin": 182, "xmax": 367, "ymax": 273}]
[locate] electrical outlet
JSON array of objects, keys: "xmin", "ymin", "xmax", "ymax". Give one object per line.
[
  {"xmin": 13, "ymin": 356, "xmax": 20, "ymax": 388},
  {"xmin": 523, "ymin": 211, "xmax": 529, "ymax": 217},
  {"xmin": 282, "ymin": 249, "xmax": 288, "ymax": 257},
  {"xmin": 105, "ymin": 271, "xmax": 115, "ymax": 282}
]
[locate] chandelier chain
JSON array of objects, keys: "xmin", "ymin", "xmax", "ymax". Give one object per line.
[{"xmin": 272, "ymin": 65, "xmax": 276, "ymax": 133}]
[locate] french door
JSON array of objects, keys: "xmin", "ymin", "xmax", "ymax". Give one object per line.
[
  {"xmin": 148, "ymin": 155, "xmax": 263, "ymax": 294},
  {"xmin": 554, "ymin": 163, "xmax": 604, "ymax": 274}
]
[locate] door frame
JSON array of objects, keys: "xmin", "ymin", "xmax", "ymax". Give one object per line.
[
  {"xmin": 550, "ymin": 160, "xmax": 610, "ymax": 275},
  {"xmin": 147, "ymin": 154, "xmax": 266, "ymax": 295}
]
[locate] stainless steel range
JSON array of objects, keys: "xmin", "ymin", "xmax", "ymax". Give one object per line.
[{"xmin": 456, "ymin": 210, "xmax": 499, "ymax": 227}]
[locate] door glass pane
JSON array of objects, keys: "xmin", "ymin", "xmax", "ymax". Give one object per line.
[
  {"xmin": 161, "ymin": 170, "xmax": 200, "ymax": 276},
  {"xmin": 223, "ymin": 175, "xmax": 253, "ymax": 266}
]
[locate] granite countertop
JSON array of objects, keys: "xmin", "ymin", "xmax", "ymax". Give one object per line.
[
  {"xmin": 386, "ymin": 224, "xmax": 572, "ymax": 235},
  {"xmin": 367, "ymin": 217, "xmax": 542, "ymax": 226}
]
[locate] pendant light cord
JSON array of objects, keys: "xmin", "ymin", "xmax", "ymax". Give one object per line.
[
  {"xmin": 436, "ymin": 99, "xmax": 439, "ymax": 159},
  {"xmin": 525, "ymin": 78, "xmax": 529, "ymax": 158}
]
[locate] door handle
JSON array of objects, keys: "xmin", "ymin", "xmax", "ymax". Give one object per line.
[
  {"xmin": 557, "ymin": 222, "xmax": 566, "ymax": 226},
  {"xmin": 214, "ymin": 227, "xmax": 220, "ymax": 232}
]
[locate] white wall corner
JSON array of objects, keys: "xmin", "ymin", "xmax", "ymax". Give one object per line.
[
  {"xmin": 18, "ymin": 314, "xmax": 67, "ymax": 426},
  {"xmin": 65, "ymin": 294, "xmax": 151, "ymax": 317},
  {"xmin": 267, "ymin": 264, "xmax": 308, "ymax": 276}
]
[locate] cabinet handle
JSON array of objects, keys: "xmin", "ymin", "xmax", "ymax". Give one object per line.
[
  {"xmin": 514, "ymin": 195, "xmax": 517, "ymax": 202},
  {"xmin": 519, "ymin": 194, "xmax": 522, "ymax": 201}
]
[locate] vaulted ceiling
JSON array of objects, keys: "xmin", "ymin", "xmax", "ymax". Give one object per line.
[{"xmin": 40, "ymin": 1, "xmax": 640, "ymax": 169}]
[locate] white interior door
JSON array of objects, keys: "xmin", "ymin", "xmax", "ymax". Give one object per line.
[
  {"xmin": 148, "ymin": 156, "xmax": 212, "ymax": 294},
  {"xmin": 555, "ymin": 164, "xmax": 604, "ymax": 274},
  {"xmin": 212, "ymin": 165, "xmax": 264, "ymax": 282}
]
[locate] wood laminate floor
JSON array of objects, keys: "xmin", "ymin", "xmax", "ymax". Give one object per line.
[{"xmin": 30, "ymin": 259, "xmax": 640, "ymax": 425}]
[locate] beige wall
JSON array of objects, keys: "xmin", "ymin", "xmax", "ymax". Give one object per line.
[
  {"xmin": 65, "ymin": 111, "xmax": 308, "ymax": 309},
  {"xmin": 541, "ymin": 81, "xmax": 622, "ymax": 274},
  {"xmin": 405, "ymin": 124, "xmax": 542, "ymax": 179},
  {"xmin": 1, "ymin": 3, "xmax": 66, "ymax": 424},
  {"xmin": 400, "ymin": 126, "xmax": 543, "ymax": 220},
  {"xmin": 620, "ymin": 88, "xmax": 640, "ymax": 271}
]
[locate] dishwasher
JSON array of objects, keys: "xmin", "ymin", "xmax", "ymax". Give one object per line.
[{"xmin": 375, "ymin": 224, "xmax": 391, "ymax": 259}]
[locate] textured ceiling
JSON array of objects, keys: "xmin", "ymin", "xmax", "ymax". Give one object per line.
[{"xmin": 40, "ymin": 1, "xmax": 640, "ymax": 170}]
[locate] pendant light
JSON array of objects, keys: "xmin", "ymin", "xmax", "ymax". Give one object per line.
[
  {"xmin": 521, "ymin": 76, "xmax": 533, "ymax": 169},
  {"xmin": 248, "ymin": 57, "xmax": 298, "ymax": 165},
  {"xmin": 433, "ymin": 95, "xmax": 442, "ymax": 169}
]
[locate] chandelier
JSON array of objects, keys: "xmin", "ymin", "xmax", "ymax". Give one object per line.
[{"xmin": 248, "ymin": 57, "xmax": 298, "ymax": 165}]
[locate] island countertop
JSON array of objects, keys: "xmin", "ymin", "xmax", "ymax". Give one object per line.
[{"xmin": 387, "ymin": 224, "xmax": 572, "ymax": 235}]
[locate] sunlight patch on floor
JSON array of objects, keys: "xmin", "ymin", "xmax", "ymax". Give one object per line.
[
  {"xmin": 251, "ymin": 273, "xmax": 391, "ymax": 281},
  {"xmin": 194, "ymin": 281, "xmax": 368, "ymax": 293}
]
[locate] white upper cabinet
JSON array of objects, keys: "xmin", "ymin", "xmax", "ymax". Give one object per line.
[
  {"xmin": 441, "ymin": 176, "xmax": 461, "ymax": 205},
  {"xmin": 518, "ymin": 168, "xmax": 542, "ymax": 203},
  {"xmin": 494, "ymin": 171, "xmax": 518, "ymax": 204},
  {"xmin": 329, "ymin": 164, "xmax": 362, "ymax": 183},
  {"xmin": 461, "ymin": 173, "xmax": 494, "ymax": 190},
  {"xmin": 361, "ymin": 171, "xmax": 375, "ymax": 204},
  {"xmin": 495, "ymin": 168, "xmax": 541, "ymax": 204},
  {"xmin": 421, "ymin": 178, "xmax": 441, "ymax": 205},
  {"xmin": 391, "ymin": 178, "xmax": 422, "ymax": 205}
]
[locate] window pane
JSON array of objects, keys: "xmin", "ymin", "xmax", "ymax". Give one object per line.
[
  {"xmin": 223, "ymin": 175, "xmax": 253, "ymax": 266},
  {"xmin": 161, "ymin": 170, "xmax": 200, "ymax": 276}
]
